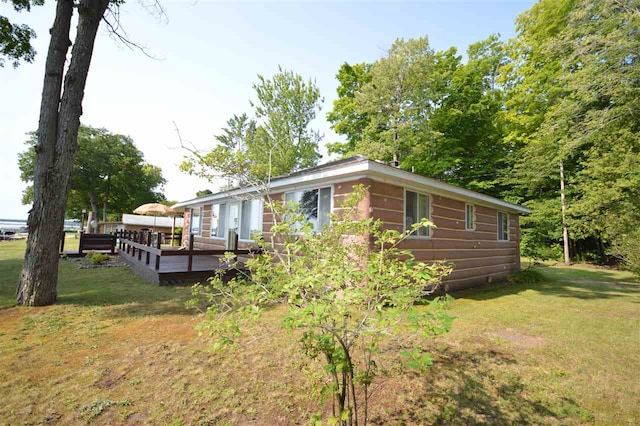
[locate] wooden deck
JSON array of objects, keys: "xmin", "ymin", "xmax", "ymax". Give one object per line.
[{"xmin": 115, "ymin": 231, "xmax": 256, "ymax": 285}]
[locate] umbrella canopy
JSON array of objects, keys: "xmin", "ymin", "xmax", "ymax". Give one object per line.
[
  {"xmin": 133, "ymin": 203, "xmax": 176, "ymax": 216},
  {"xmin": 133, "ymin": 203, "xmax": 178, "ymax": 241}
]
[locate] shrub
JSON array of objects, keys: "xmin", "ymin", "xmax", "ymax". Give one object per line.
[
  {"xmin": 85, "ymin": 252, "xmax": 110, "ymax": 265},
  {"xmin": 612, "ymin": 229, "xmax": 640, "ymax": 276},
  {"xmin": 189, "ymin": 185, "xmax": 453, "ymax": 425},
  {"xmin": 506, "ymin": 268, "xmax": 547, "ymax": 284}
]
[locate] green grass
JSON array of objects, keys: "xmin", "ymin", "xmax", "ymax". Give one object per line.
[{"xmin": 0, "ymin": 239, "xmax": 638, "ymax": 424}]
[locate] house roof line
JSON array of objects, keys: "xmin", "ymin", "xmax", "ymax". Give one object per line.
[{"xmin": 172, "ymin": 156, "xmax": 531, "ymax": 214}]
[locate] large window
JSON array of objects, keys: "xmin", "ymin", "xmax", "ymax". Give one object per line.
[
  {"xmin": 209, "ymin": 200, "xmax": 262, "ymax": 240},
  {"xmin": 497, "ymin": 212, "xmax": 509, "ymax": 241},
  {"xmin": 465, "ymin": 203, "xmax": 476, "ymax": 231},
  {"xmin": 190, "ymin": 207, "xmax": 202, "ymax": 236},
  {"xmin": 405, "ymin": 190, "xmax": 430, "ymax": 237},
  {"xmin": 240, "ymin": 199, "xmax": 263, "ymax": 240},
  {"xmin": 210, "ymin": 203, "xmax": 227, "ymax": 238},
  {"xmin": 284, "ymin": 187, "xmax": 331, "ymax": 232}
]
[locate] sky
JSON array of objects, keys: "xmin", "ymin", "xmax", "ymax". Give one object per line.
[{"xmin": 0, "ymin": 0, "xmax": 535, "ymax": 220}]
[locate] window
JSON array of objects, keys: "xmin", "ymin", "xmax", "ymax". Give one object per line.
[
  {"xmin": 465, "ymin": 204, "xmax": 476, "ymax": 231},
  {"xmin": 210, "ymin": 203, "xmax": 227, "ymax": 238},
  {"xmin": 190, "ymin": 207, "xmax": 201, "ymax": 236},
  {"xmin": 405, "ymin": 190, "xmax": 430, "ymax": 237},
  {"xmin": 497, "ymin": 212, "xmax": 509, "ymax": 241},
  {"xmin": 240, "ymin": 199, "xmax": 263, "ymax": 240},
  {"xmin": 210, "ymin": 200, "xmax": 261, "ymax": 240},
  {"xmin": 284, "ymin": 187, "xmax": 332, "ymax": 232}
]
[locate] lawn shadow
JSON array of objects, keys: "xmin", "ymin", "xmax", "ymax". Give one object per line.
[
  {"xmin": 452, "ymin": 266, "xmax": 640, "ymax": 302},
  {"xmin": 378, "ymin": 345, "xmax": 575, "ymax": 425},
  {"xmin": 0, "ymin": 258, "xmax": 195, "ymax": 317}
]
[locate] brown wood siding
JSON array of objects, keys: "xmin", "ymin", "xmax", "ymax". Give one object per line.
[
  {"xmin": 368, "ymin": 180, "xmax": 522, "ymax": 290},
  {"xmin": 181, "ymin": 178, "xmax": 523, "ymax": 291}
]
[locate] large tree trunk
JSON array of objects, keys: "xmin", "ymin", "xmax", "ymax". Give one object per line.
[
  {"xmin": 17, "ymin": 0, "xmax": 109, "ymax": 306},
  {"xmin": 89, "ymin": 190, "xmax": 99, "ymax": 232}
]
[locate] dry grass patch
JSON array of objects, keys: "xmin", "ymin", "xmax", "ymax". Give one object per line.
[{"xmin": 0, "ymin": 240, "xmax": 638, "ymax": 424}]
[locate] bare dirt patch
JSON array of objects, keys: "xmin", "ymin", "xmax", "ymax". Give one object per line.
[{"xmin": 487, "ymin": 329, "xmax": 545, "ymax": 348}]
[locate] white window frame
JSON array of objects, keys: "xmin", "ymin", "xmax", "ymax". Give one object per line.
[
  {"xmin": 465, "ymin": 203, "xmax": 476, "ymax": 231},
  {"xmin": 190, "ymin": 207, "xmax": 202, "ymax": 236},
  {"xmin": 497, "ymin": 211, "xmax": 509, "ymax": 241},
  {"xmin": 283, "ymin": 186, "xmax": 333, "ymax": 234},
  {"xmin": 404, "ymin": 189, "xmax": 431, "ymax": 239}
]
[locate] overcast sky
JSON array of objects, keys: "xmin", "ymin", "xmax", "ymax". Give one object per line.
[{"xmin": 0, "ymin": 0, "xmax": 534, "ymax": 220}]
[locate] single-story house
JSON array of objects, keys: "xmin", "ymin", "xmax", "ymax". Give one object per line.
[
  {"xmin": 100, "ymin": 213, "xmax": 184, "ymax": 234},
  {"xmin": 172, "ymin": 156, "xmax": 530, "ymax": 291}
]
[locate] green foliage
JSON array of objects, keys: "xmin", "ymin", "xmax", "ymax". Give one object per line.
[
  {"xmin": 0, "ymin": 0, "xmax": 44, "ymax": 67},
  {"xmin": 612, "ymin": 229, "xmax": 640, "ymax": 276},
  {"xmin": 18, "ymin": 125, "xmax": 166, "ymax": 220},
  {"xmin": 327, "ymin": 35, "xmax": 513, "ymax": 197},
  {"xmin": 189, "ymin": 185, "xmax": 453, "ymax": 425},
  {"xmin": 326, "ymin": 62, "xmax": 372, "ymax": 156},
  {"xmin": 506, "ymin": 269, "xmax": 547, "ymax": 284},
  {"xmin": 181, "ymin": 67, "xmax": 323, "ymax": 184},
  {"xmin": 85, "ymin": 252, "xmax": 110, "ymax": 265},
  {"xmin": 504, "ymin": 0, "xmax": 639, "ymax": 262}
]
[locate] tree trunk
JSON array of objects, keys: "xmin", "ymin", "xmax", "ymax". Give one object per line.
[
  {"xmin": 559, "ymin": 161, "xmax": 571, "ymax": 265},
  {"xmin": 16, "ymin": 0, "xmax": 74, "ymax": 307},
  {"xmin": 89, "ymin": 190, "xmax": 98, "ymax": 233},
  {"xmin": 17, "ymin": 0, "xmax": 109, "ymax": 307}
]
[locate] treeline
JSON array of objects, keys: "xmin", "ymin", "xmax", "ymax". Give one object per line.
[
  {"xmin": 326, "ymin": 0, "xmax": 639, "ymax": 267},
  {"xmin": 19, "ymin": 125, "xmax": 167, "ymax": 229}
]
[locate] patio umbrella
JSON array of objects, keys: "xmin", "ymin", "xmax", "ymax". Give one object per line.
[{"xmin": 133, "ymin": 203, "xmax": 177, "ymax": 240}]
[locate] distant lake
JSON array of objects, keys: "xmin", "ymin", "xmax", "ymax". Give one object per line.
[{"xmin": 0, "ymin": 219, "xmax": 80, "ymax": 233}]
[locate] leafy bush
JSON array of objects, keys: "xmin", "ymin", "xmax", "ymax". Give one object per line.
[
  {"xmin": 189, "ymin": 185, "xmax": 453, "ymax": 425},
  {"xmin": 506, "ymin": 268, "xmax": 547, "ymax": 284},
  {"xmin": 85, "ymin": 252, "xmax": 110, "ymax": 265},
  {"xmin": 612, "ymin": 230, "xmax": 640, "ymax": 276}
]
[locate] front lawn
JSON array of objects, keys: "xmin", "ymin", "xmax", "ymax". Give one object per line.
[{"xmin": 0, "ymin": 240, "xmax": 638, "ymax": 424}]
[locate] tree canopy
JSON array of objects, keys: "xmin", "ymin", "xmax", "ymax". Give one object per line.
[
  {"xmin": 327, "ymin": 0, "xmax": 639, "ymax": 265},
  {"xmin": 180, "ymin": 67, "xmax": 324, "ymax": 184},
  {"xmin": 19, "ymin": 125, "xmax": 166, "ymax": 223},
  {"xmin": 0, "ymin": 0, "xmax": 43, "ymax": 67}
]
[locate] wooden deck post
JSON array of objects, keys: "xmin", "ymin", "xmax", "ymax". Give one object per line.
[
  {"xmin": 146, "ymin": 232, "xmax": 151, "ymax": 265},
  {"xmin": 126, "ymin": 230, "xmax": 131, "ymax": 254},
  {"xmin": 138, "ymin": 233, "xmax": 143, "ymax": 261},
  {"xmin": 188, "ymin": 233, "xmax": 194, "ymax": 272},
  {"xmin": 132, "ymin": 231, "xmax": 138, "ymax": 257},
  {"xmin": 155, "ymin": 232, "xmax": 162, "ymax": 270}
]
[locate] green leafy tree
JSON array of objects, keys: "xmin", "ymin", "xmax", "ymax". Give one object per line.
[
  {"xmin": 181, "ymin": 67, "xmax": 323, "ymax": 183},
  {"xmin": 327, "ymin": 37, "xmax": 510, "ymax": 197},
  {"xmin": 408, "ymin": 35, "xmax": 510, "ymax": 197},
  {"xmin": 195, "ymin": 189, "xmax": 213, "ymax": 198},
  {"xmin": 354, "ymin": 37, "xmax": 454, "ymax": 164},
  {"xmin": 18, "ymin": 125, "xmax": 166, "ymax": 229},
  {"xmin": 326, "ymin": 62, "xmax": 372, "ymax": 156},
  {"xmin": 504, "ymin": 0, "xmax": 639, "ymax": 262},
  {"xmin": 0, "ymin": 0, "xmax": 43, "ymax": 67},
  {"xmin": 189, "ymin": 186, "xmax": 453, "ymax": 425}
]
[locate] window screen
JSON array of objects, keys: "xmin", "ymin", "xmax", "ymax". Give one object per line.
[
  {"xmin": 497, "ymin": 212, "xmax": 509, "ymax": 241},
  {"xmin": 405, "ymin": 190, "xmax": 430, "ymax": 237},
  {"xmin": 466, "ymin": 204, "xmax": 475, "ymax": 230}
]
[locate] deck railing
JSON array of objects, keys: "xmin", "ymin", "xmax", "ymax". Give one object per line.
[{"xmin": 114, "ymin": 230, "xmax": 261, "ymax": 272}]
